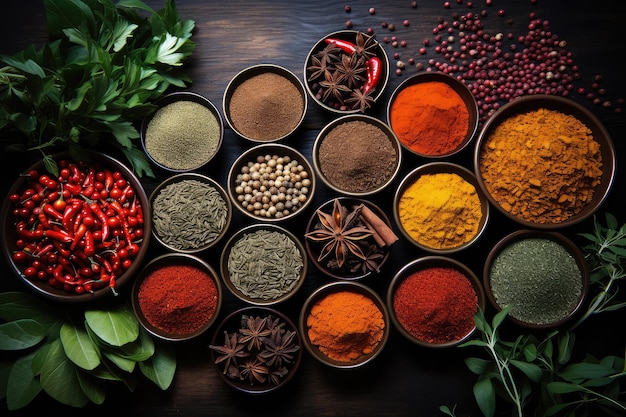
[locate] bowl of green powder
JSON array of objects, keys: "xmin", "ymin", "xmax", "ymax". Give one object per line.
[
  {"xmin": 483, "ymin": 230, "xmax": 589, "ymax": 329},
  {"xmin": 220, "ymin": 223, "xmax": 307, "ymax": 305},
  {"xmin": 141, "ymin": 91, "xmax": 224, "ymax": 172}
]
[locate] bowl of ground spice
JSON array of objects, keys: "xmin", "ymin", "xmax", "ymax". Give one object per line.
[
  {"xmin": 132, "ymin": 253, "xmax": 222, "ymax": 341},
  {"xmin": 227, "ymin": 143, "xmax": 315, "ymax": 221},
  {"xmin": 209, "ymin": 306, "xmax": 302, "ymax": 394},
  {"xmin": 387, "ymin": 256, "xmax": 486, "ymax": 348},
  {"xmin": 312, "ymin": 114, "xmax": 402, "ymax": 196},
  {"xmin": 475, "ymin": 94, "xmax": 616, "ymax": 228},
  {"xmin": 393, "ymin": 162, "xmax": 490, "ymax": 253},
  {"xmin": 150, "ymin": 173, "xmax": 231, "ymax": 253},
  {"xmin": 220, "ymin": 223, "xmax": 307, "ymax": 305},
  {"xmin": 304, "ymin": 197, "xmax": 398, "ymax": 280},
  {"xmin": 223, "ymin": 64, "xmax": 307, "ymax": 142},
  {"xmin": 299, "ymin": 281, "xmax": 389, "ymax": 369},
  {"xmin": 304, "ymin": 30, "xmax": 389, "ymax": 114},
  {"xmin": 141, "ymin": 91, "xmax": 223, "ymax": 172},
  {"xmin": 387, "ymin": 72, "xmax": 479, "ymax": 158},
  {"xmin": 483, "ymin": 230, "xmax": 589, "ymax": 330}
]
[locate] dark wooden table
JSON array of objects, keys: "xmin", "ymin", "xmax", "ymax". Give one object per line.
[{"xmin": 2, "ymin": 1, "xmax": 626, "ymax": 416}]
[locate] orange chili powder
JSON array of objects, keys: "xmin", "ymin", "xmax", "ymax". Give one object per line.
[{"xmin": 389, "ymin": 80, "xmax": 470, "ymax": 156}]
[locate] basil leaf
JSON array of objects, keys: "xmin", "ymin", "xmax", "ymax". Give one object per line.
[
  {"xmin": 40, "ymin": 339, "xmax": 89, "ymax": 407},
  {"xmin": 139, "ymin": 342, "xmax": 176, "ymax": 390},
  {"xmin": 510, "ymin": 359, "xmax": 543, "ymax": 382},
  {"xmin": 0, "ymin": 319, "xmax": 46, "ymax": 351},
  {"xmin": 84, "ymin": 303, "xmax": 139, "ymax": 347},
  {"xmin": 6, "ymin": 351, "xmax": 41, "ymax": 410},
  {"xmin": 59, "ymin": 322, "xmax": 101, "ymax": 371},
  {"xmin": 473, "ymin": 376, "xmax": 496, "ymax": 417}
]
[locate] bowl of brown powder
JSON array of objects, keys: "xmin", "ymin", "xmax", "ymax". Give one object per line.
[
  {"xmin": 141, "ymin": 91, "xmax": 223, "ymax": 173},
  {"xmin": 223, "ymin": 64, "xmax": 307, "ymax": 143},
  {"xmin": 474, "ymin": 94, "xmax": 616, "ymax": 229},
  {"xmin": 312, "ymin": 114, "xmax": 402, "ymax": 196}
]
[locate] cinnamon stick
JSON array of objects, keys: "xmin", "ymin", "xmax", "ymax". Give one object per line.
[
  {"xmin": 355, "ymin": 205, "xmax": 399, "ymax": 246},
  {"xmin": 359, "ymin": 215, "xmax": 387, "ymax": 248}
]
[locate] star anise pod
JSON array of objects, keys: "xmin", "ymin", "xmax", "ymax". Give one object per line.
[
  {"xmin": 268, "ymin": 367, "xmax": 289, "ymax": 386},
  {"xmin": 307, "ymin": 55, "xmax": 330, "ymax": 82},
  {"xmin": 209, "ymin": 331, "xmax": 248, "ymax": 374},
  {"xmin": 258, "ymin": 329, "xmax": 300, "ymax": 367},
  {"xmin": 345, "ymin": 87, "xmax": 375, "ymax": 112},
  {"xmin": 305, "ymin": 199, "xmax": 373, "ymax": 268},
  {"xmin": 239, "ymin": 315, "xmax": 272, "ymax": 350},
  {"xmin": 354, "ymin": 31, "xmax": 378, "ymax": 58},
  {"xmin": 319, "ymin": 70, "xmax": 352, "ymax": 104},
  {"xmin": 239, "ymin": 358, "xmax": 268, "ymax": 384},
  {"xmin": 349, "ymin": 243, "xmax": 385, "ymax": 274},
  {"xmin": 334, "ymin": 53, "xmax": 366, "ymax": 89},
  {"xmin": 314, "ymin": 43, "xmax": 341, "ymax": 64}
]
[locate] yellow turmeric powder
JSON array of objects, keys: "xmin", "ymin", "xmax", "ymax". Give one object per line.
[
  {"xmin": 306, "ymin": 291, "xmax": 385, "ymax": 363},
  {"xmin": 397, "ymin": 172, "xmax": 483, "ymax": 250},
  {"xmin": 478, "ymin": 108, "xmax": 603, "ymax": 224}
]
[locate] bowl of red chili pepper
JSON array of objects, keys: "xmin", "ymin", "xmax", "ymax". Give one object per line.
[
  {"xmin": 386, "ymin": 256, "xmax": 486, "ymax": 348},
  {"xmin": 304, "ymin": 30, "xmax": 389, "ymax": 114},
  {"xmin": 1, "ymin": 151, "xmax": 151, "ymax": 303}
]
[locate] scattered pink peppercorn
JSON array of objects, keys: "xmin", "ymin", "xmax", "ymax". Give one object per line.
[
  {"xmin": 403, "ymin": 19, "xmax": 410, "ymax": 26},
  {"xmin": 393, "ymin": 52, "xmax": 400, "ymax": 59},
  {"xmin": 381, "ymin": 22, "xmax": 388, "ymax": 28},
  {"xmin": 392, "ymin": 40, "xmax": 398, "ymax": 47},
  {"xmin": 345, "ymin": 20, "xmax": 353, "ymax": 28},
  {"xmin": 388, "ymin": 23, "xmax": 396, "ymax": 31},
  {"xmin": 400, "ymin": 40, "xmax": 408, "ymax": 47},
  {"xmin": 369, "ymin": 7, "xmax": 375, "ymax": 15},
  {"xmin": 345, "ymin": 5, "xmax": 351, "ymax": 13},
  {"xmin": 396, "ymin": 68, "xmax": 403, "ymax": 76},
  {"xmin": 498, "ymin": 9, "xmax": 505, "ymax": 16},
  {"xmin": 444, "ymin": 2, "xmax": 451, "ymax": 8},
  {"xmin": 419, "ymin": 47, "xmax": 427, "ymax": 55},
  {"xmin": 411, "ymin": 1, "xmax": 417, "ymax": 8}
]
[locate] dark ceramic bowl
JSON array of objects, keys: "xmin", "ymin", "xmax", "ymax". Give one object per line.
[
  {"xmin": 304, "ymin": 197, "xmax": 395, "ymax": 280},
  {"xmin": 1, "ymin": 151, "xmax": 151, "ymax": 303},
  {"xmin": 223, "ymin": 64, "xmax": 307, "ymax": 142},
  {"xmin": 140, "ymin": 91, "xmax": 224, "ymax": 173},
  {"xmin": 393, "ymin": 162, "xmax": 490, "ymax": 254},
  {"xmin": 150, "ymin": 172, "xmax": 231, "ymax": 253},
  {"xmin": 132, "ymin": 253, "xmax": 222, "ymax": 341},
  {"xmin": 299, "ymin": 281, "xmax": 390, "ymax": 369},
  {"xmin": 303, "ymin": 30, "xmax": 390, "ymax": 114},
  {"xmin": 227, "ymin": 143, "xmax": 316, "ymax": 222},
  {"xmin": 220, "ymin": 223, "xmax": 307, "ymax": 305},
  {"xmin": 387, "ymin": 256, "xmax": 486, "ymax": 348},
  {"xmin": 474, "ymin": 94, "xmax": 615, "ymax": 229},
  {"xmin": 312, "ymin": 114, "xmax": 402, "ymax": 196},
  {"xmin": 386, "ymin": 72, "xmax": 479, "ymax": 158},
  {"xmin": 483, "ymin": 229, "xmax": 589, "ymax": 330},
  {"xmin": 210, "ymin": 306, "xmax": 303, "ymax": 394}
]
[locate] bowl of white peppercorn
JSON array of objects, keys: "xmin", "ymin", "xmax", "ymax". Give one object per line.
[
  {"xmin": 227, "ymin": 143, "xmax": 316, "ymax": 222},
  {"xmin": 141, "ymin": 91, "xmax": 224, "ymax": 173}
]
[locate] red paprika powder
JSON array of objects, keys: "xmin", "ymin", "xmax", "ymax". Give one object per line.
[
  {"xmin": 389, "ymin": 80, "xmax": 470, "ymax": 156},
  {"xmin": 393, "ymin": 266, "xmax": 477, "ymax": 344},
  {"xmin": 138, "ymin": 264, "xmax": 218, "ymax": 335}
]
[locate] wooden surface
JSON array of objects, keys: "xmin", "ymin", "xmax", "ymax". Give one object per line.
[{"xmin": 1, "ymin": 1, "xmax": 626, "ymax": 416}]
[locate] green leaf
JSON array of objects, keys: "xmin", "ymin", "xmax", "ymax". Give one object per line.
[
  {"xmin": 40, "ymin": 339, "xmax": 89, "ymax": 407},
  {"xmin": 138, "ymin": 342, "xmax": 176, "ymax": 390},
  {"xmin": 0, "ymin": 292, "xmax": 60, "ymax": 328},
  {"xmin": 44, "ymin": 0, "xmax": 95, "ymax": 38},
  {"xmin": 76, "ymin": 371, "xmax": 106, "ymax": 405},
  {"xmin": 546, "ymin": 381, "xmax": 582, "ymax": 394},
  {"xmin": 60, "ymin": 322, "xmax": 101, "ymax": 371},
  {"xmin": 558, "ymin": 331, "xmax": 575, "ymax": 365},
  {"xmin": 465, "ymin": 357, "xmax": 492, "ymax": 376},
  {"xmin": 112, "ymin": 21, "xmax": 139, "ymax": 52},
  {"xmin": 103, "ymin": 350, "xmax": 136, "ymax": 373},
  {"xmin": 491, "ymin": 305, "xmax": 511, "ymax": 330},
  {"xmin": 473, "ymin": 377, "xmax": 496, "ymax": 417},
  {"xmin": 6, "ymin": 352, "xmax": 41, "ymax": 410},
  {"xmin": 84, "ymin": 302, "xmax": 139, "ymax": 347},
  {"xmin": 510, "ymin": 359, "xmax": 543, "ymax": 382},
  {"xmin": 116, "ymin": 327, "xmax": 155, "ymax": 362},
  {"xmin": 523, "ymin": 344, "xmax": 538, "ymax": 362},
  {"xmin": 0, "ymin": 319, "xmax": 46, "ymax": 351},
  {"xmin": 559, "ymin": 362, "xmax": 618, "ymax": 382}
]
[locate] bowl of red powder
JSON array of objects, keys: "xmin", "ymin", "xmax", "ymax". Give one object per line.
[
  {"xmin": 387, "ymin": 256, "xmax": 486, "ymax": 348},
  {"xmin": 132, "ymin": 253, "xmax": 222, "ymax": 341},
  {"xmin": 299, "ymin": 281, "xmax": 390, "ymax": 368},
  {"xmin": 387, "ymin": 72, "xmax": 479, "ymax": 158}
]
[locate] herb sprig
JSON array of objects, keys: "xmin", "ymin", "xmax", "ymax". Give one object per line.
[
  {"xmin": 445, "ymin": 213, "xmax": 626, "ymax": 417},
  {"xmin": 0, "ymin": 0, "xmax": 195, "ymax": 178}
]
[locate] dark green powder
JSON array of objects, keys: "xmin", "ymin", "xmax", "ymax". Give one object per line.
[{"xmin": 489, "ymin": 237, "xmax": 583, "ymax": 326}]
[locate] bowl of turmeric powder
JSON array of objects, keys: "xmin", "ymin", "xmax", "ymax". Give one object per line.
[
  {"xmin": 474, "ymin": 94, "xmax": 616, "ymax": 228},
  {"xmin": 393, "ymin": 162, "xmax": 490, "ymax": 253}
]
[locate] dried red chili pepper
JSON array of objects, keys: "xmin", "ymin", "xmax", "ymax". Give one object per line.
[
  {"xmin": 363, "ymin": 56, "xmax": 382, "ymax": 95},
  {"xmin": 324, "ymin": 37, "xmax": 357, "ymax": 54}
]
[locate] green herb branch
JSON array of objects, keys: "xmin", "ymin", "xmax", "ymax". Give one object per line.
[
  {"xmin": 0, "ymin": 0, "xmax": 195, "ymax": 178},
  {"xmin": 445, "ymin": 213, "xmax": 626, "ymax": 417},
  {"xmin": 0, "ymin": 292, "xmax": 176, "ymax": 410}
]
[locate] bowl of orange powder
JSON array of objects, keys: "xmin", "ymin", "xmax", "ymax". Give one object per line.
[
  {"xmin": 299, "ymin": 281, "xmax": 390, "ymax": 369},
  {"xmin": 386, "ymin": 72, "xmax": 479, "ymax": 158}
]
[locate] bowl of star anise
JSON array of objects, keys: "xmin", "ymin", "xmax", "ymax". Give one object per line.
[
  {"xmin": 304, "ymin": 197, "xmax": 398, "ymax": 280},
  {"xmin": 303, "ymin": 30, "xmax": 390, "ymax": 114},
  {"xmin": 209, "ymin": 306, "xmax": 302, "ymax": 394}
]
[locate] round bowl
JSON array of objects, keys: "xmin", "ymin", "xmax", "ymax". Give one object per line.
[
  {"xmin": 227, "ymin": 143, "xmax": 315, "ymax": 222},
  {"xmin": 474, "ymin": 94, "xmax": 615, "ymax": 228},
  {"xmin": 223, "ymin": 64, "xmax": 307, "ymax": 143},
  {"xmin": 140, "ymin": 91, "xmax": 224, "ymax": 173},
  {"xmin": 387, "ymin": 256, "xmax": 486, "ymax": 348},
  {"xmin": 209, "ymin": 306, "xmax": 302, "ymax": 394},
  {"xmin": 483, "ymin": 229, "xmax": 589, "ymax": 329},
  {"xmin": 304, "ymin": 197, "xmax": 398, "ymax": 280},
  {"xmin": 312, "ymin": 114, "xmax": 402, "ymax": 196},
  {"xmin": 1, "ymin": 151, "xmax": 151, "ymax": 303},
  {"xmin": 220, "ymin": 223, "xmax": 307, "ymax": 305},
  {"xmin": 303, "ymin": 30, "xmax": 390, "ymax": 114},
  {"xmin": 150, "ymin": 172, "xmax": 231, "ymax": 253},
  {"xmin": 299, "ymin": 281, "xmax": 390, "ymax": 369},
  {"xmin": 132, "ymin": 253, "xmax": 222, "ymax": 341},
  {"xmin": 387, "ymin": 72, "xmax": 479, "ymax": 158},
  {"xmin": 393, "ymin": 162, "xmax": 489, "ymax": 253}
]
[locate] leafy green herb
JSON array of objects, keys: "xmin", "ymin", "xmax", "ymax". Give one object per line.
[
  {"xmin": 451, "ymin": 213, "xmax": 626, "ymax": 417},
  {"xmin": 0, "ymin": 0, "xmax": 195, "ymax": 177},
  {"xmin": 0, "ymin": 292, "xmax": 176, "ymax": 410}
]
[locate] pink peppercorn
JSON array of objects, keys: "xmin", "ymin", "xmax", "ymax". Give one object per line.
[{"xmin": 403, "ymin": 19, "xmax": 410, "ymax": 26}]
